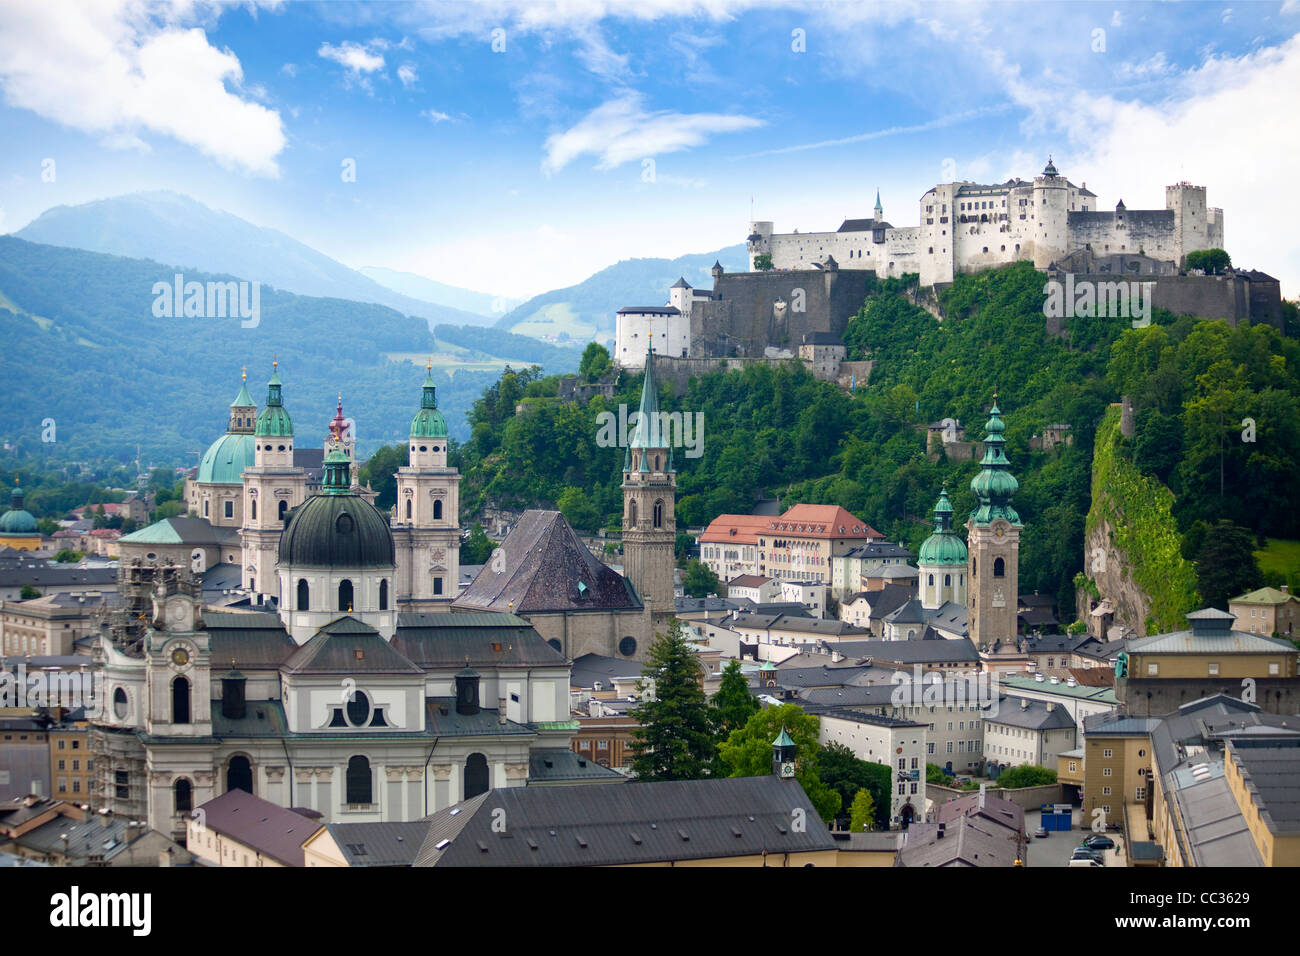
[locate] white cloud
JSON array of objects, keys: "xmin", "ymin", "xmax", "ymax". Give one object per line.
[
  {"xmin": 422, "ymin": 108, "xmax": 452, "ymax": 123},
  {"xmin": 1115, "ymin": 52, "xmax": 1176, "ymax": 81},
  {"xmin": 0, "ymin": 0, "xmax": 286, "ymax": 176},
  {"xmin": 542, "ymin": 92, "xmax": 761, "ymax": 174},
  {"xmin": 1111, "ymin": 9, "xmax": 1123, "ymax": 27},
  {"xmin": 398, "ymin": 62, "xmax": 418, "ymax": 87},
  {"xmin": 738, "ymin": 105, "xmax": 1012, "ymax": 159},
  {"xmin": 281, "ymin": 62, "xmax": 297, "ymax": 77},
  {"xmin": 318, "ymin": 40, "xmax": 386, "ymax": 75}
]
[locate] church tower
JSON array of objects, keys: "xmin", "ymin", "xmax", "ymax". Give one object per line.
[
  {"xmin": 393, "ymin": 363, "xmax": 461, "ymax": 607},
  {"xmin": 240, "ymin": 362, "xmax": 308, "ymax": 602},
  {"xmin": 621, "ymin": 352, "xmax": 676, "ymax": 610},
  {"xmin": 966, "ymin": 398, "xmax": 1022, "ymax": 651},
  {"xmin": 918, "ymin": 487, "xmax": 968, "ymax": 610},
  {"xmin": 229, "ymin": 371, "xmax": 256, "ymax": 435}
]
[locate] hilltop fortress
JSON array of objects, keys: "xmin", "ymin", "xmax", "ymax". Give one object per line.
[
  {"xmin": 614, "ymin": 160, "xmax": 1279, "ymax": 373},
  {"xmin": 747, "ymin": 159, "xmax": 1223, "ymax": 287}
]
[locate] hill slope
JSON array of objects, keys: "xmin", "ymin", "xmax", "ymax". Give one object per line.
[
  {"xmin": 496, "ymin": 243, "xmax": 749, "ymax": 342},
  {"xmin": 15, "ymin": 191, "xmax": 488, "ymax": 329},
  {"xmin": 358, "ymin": 266, "xmax": 522, "ymax": 320},
  {"xmin": 0, "ymin": 237, "xmax": 554, "ymax": 462}
]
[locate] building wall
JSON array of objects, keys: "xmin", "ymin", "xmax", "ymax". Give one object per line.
[
  {"xmin": 817, "ymin": 714, "xmax": 927, "ymax": 822},
  {"xmin": 615, "ymin": 310, "xmax": 689, "ymax": 369},
  {"xmin": 1082, "ymin": 735, "xmax": 1149, "ymax": 827}
]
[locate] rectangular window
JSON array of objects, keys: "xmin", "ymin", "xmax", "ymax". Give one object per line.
[
  {"xmin": 433, "ymin": 577, "xmax": 443, "ymax": 595},
  {"xmin": 58, "ymin": 739, "xmax": 66, "ymax": 750},
  {"xmin": 1103, "ymin": 768, "xmax": 1112, "ymax": 777},
  {"xmin": 1103, "ymin": 749, "xmax": 1113, "ymax": 758},
  {"xmin": 1208, "ymin": 662, "xmax": 1219, "ymax": 676},
  {"xmin": 1102, "ymin": 786, "xmax": 1111, "ymax": 796},
  {"xmin": 1135, "ymin": 786, "xmax": 1146, "ymax": 801},
  {"xmin": 1147, "ymin": 663, "xmax": 1158, "ymax": 676}
]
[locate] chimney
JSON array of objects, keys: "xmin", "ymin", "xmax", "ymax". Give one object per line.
[
  {"xmin": 1020, "ymin": 699, "xmax": 1028, "ymax": 710},
  {"xmin": 937, "ymin": 823, "xmax": 946, "ymax": 840},
  {"xmin": 498, "ymin": 697, "xmax": 507, "ymax": 725},
  {"xmin": 98, "ymin": 808, "xmax": 111, "ymax": 828},
  {"xmin": 126, "ymin": 820, "xmax": 142, "ymax": 842},
  {"xmin": 978, "ymin": 783, "xmax": 986, "ymax": 809},
  {"xmin": 1046, "ymin": 701, "xmax": 1054, "ymax": 711}
]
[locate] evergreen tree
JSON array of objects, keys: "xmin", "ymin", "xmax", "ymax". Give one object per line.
[
  {"xmin": 1195, "ymin": 520, "xmax": 1263, "ymax": 609},
  {"xmin": 628, "ymin": 620, "xmax": 715, "ymax": 781},
  {"xmin": 682, "ymin": 558, "xmax": 720, "ymax": 598},
  {"xmin": 710, "ymin": 660, "xmax": 759, "ymax": 740}
]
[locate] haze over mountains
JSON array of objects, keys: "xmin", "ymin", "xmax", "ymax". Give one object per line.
[{"xmin": 15, "ymin": 191, "xmax": 495, "ymax": 328}]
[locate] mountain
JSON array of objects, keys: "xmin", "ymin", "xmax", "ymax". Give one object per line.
[
  {"xmin": 14, "ymin": 191, "xmax": 487, "ymax": 329},
  {"xmin": 0, "ymin": 236, "xmax": 577, "ymax": 464},
  {"xmin": 495, "ymin": 243, "xmax": 749, "ymax": 343},
  {"xmin": 358, "ymin": 266, "xmax": 523, "ymax": 321}
]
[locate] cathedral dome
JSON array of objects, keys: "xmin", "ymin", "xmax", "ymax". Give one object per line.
[
  {"xmin": 0, "ymin": 487, "xmax": 38, "ymax": 535},
  {"xmin": 918, "ymin": 487, "xmax": 967, "ymax": 566},
  {"xmin": 255, "ymin": 365, "xmax": 294, "ymax": 438},
  {"xmin": 196, "ymin": 433, "xmax": 256, "ymax": 485},
  {"xmin": 278, "ymin": 492, "xmax": 395, "ymax": 570}
]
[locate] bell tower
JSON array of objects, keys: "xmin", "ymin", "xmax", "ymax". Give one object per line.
[
  {"xmin": 967, "ymin": 397, "xmax": 1022, "ymax": 651},
  {"xmin": 621, "ymin": 350, "xmax": 676, "ymax": 610}
]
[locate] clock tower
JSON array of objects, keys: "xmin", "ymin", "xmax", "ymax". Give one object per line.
[
  {"xmin": 966, "ymin": 398, "xmax": 1022, "ymax": 651},
  {"xmin": 772, "ymin": 726, "xmax": 797, "ymax": 779}
]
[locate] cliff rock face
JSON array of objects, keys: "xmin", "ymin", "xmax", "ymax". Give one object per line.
[{"xmin": 1082, "ymin": 514, "xmax": 1153, "ymax": 638}]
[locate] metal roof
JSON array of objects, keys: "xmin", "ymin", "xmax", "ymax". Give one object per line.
[
  {"xmin": 191, "ymin": 789, "xmax": 322, "ymax": 867},
  {"xmin": 321, "ymin": 821, "xmax": 429, "ymax": 867}
]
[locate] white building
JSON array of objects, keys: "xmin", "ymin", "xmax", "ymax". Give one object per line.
[
  {"xmin": 982, "ymin": 697, "xmax": 1077, "ymax": 771},
  {"xmin": 812, "ymin": 707, "xmax": 927, "ymax": 826}
]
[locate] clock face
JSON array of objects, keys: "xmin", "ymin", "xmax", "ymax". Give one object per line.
[
  {"xmin": 995, "ymin": 527, "xmax": 1005, "ymax": 538},
  {"xmin": 780, "ymin": 762, "xmax": 796, "ymax": 778},
  {"xmin": 171, "ymin": 646, "xmax": 190, "ymax": 666}
]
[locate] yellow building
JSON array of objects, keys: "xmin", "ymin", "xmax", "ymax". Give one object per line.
[
  {"xmin": 188, "ymin": 788, "xmax": 322, "ymax": 867},
  {"xmin": 1230, "ymin": 586, "xmax": 1300, "ymax": 638},
  {"xmin": 1079, "ymin": 714, "xmax": 1157, "ymax": 829},
  {"xmin": 1224, "ymin": 739, "xmax": 1300, "ymax": 866}
]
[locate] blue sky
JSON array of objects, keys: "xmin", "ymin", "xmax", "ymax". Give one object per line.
[{"xmin": 2, "ymin": 1, "xmax": 1299, "ymax": 298}]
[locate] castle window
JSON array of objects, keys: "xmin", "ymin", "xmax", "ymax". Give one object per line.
[
  {"xmin": 379, "ymin": 579, "xmax": 388, "ymax": 611},
  {"xmin": 339, "ymin": 579, "xmax": 354, "ymax": 611},
  {"xmin": 653, "ymin": 499, "xmax": 664, "ymax": 529},
  {"xmin": 346, "ymin": 755, "xmax": 372, "ymax": 805},
  {"xmin": 297, "ymin": 578, "xmax": 309, "ymax": 611},
  {"xmin": 172, "ymin": 676, "xmax": 191, "ymax": 724},
  {"xmin": 433, "ymin": 500, "xmax": 443, "ymax": 520},
  {"xmin": 174, "ymin": 778, "xmax": 192, "ymax": 814},
  {"xmin": 993, "ymin": 557, "xmax": 1005, "ymax": 578}
]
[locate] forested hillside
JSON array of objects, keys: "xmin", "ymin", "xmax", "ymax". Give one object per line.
[{"xmin": 451, "ymin": 262, "xmax": 1300, "ymax": 621}]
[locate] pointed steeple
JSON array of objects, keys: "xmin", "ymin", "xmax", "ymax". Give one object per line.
[
  {"xmin": 410, "ymin": 360, "xmax": 448, "ymax": 439},
  {"xmin": 919, "ymin": 486, "xmax": 967, "ymax": 567},
  {"xmin": 229, "ymin": 366, "xmax": 256, "ymax": 434},
  {"xmin": 629, "ymin": 346, "xmax": 670, "ymax": 453},
  {"xmin": 232, "ymin": 366, "xmax": 255, "ymax": 409},
  {"xmin": 969, "ymin": 395, "xmax": 1020, "ymax": 526},
  {"xmin": 873, "ymin": 188, "xmax": 883, "ymax": 219}
]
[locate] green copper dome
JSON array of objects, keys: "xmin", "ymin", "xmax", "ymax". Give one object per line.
[
  {"xmin": 0, "ymin": 487, "xmax": 39, "ymax": 535},
  {"xmin": 918, "ymin": 487, "xmax": 968, "ymax": 566},
  {"xmin": 970, "ymin": 401, "xmax": 1021, "ymax": 526},
  {"xmin": 278, "ymin": 492, "xmax": 395, "ymax": 569},
  {"xmin": 410, "ymin": 366, "xmax": 448, "ymax": 439},
  {"xmin": 255, "ymin": 365, "xmax": 294, "ymax": 438},
  {"xmin": 197, "ymin": 433, "xmax": 256, "ymax": 485}
]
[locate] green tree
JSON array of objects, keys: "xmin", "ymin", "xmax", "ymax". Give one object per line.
[
  {"xmin": 1195, "ymin": 520, "xmax": 1263, "ymax": 609},
  {"xmin": 926, "ymin": 762, "xmax": 954, "ymax": 785},
  {"xmin": 717, "ymin": 704, "xmax": 841, "ymax": 823},
  {"xmin": 19, "ymin": 585, "xmax": 41, "ymax": 599},
  {"xmin": 682, "ymin": 558, "xmax": 720, "ymax": 598},
  {"xmin": 1184, "ymin": 248, "xmax": 1231, "ymax": 275},
  {"xmin": 357, "ymin": 444, "xmax": 405, "ymax": 512},
  {"xmin": 753, "ymin": 253, "xmax": 773, "ymax": 271},
  {"xmin": 995, "ymin": 764, "xmax": 1057, "ymax": 788},
  {"xmin": 849, "ymin": 788, "xmax": 877, "ymax": 832},
  {"xmin": 817, "ymin": 741, "xmax": 892, "ymax": 826},
  {"xmin": 556, "ymin": 486, "xmax": 601, "ymax": 533},
  {"xmin": 579, "ymin": 342, "xmax": 612, "ymax": 382},
  {"xmin": 710, "ymin": 660, "xmax": 759, "ymax": 740},
  {"xmin": 53, "ymin": 549, "xmax": 83, "ymax": 563},
  {"xmin": 628, "ymin": 620, "xmax": 715, "ymax": 781},
  {"xmin": 460, "ymin": 522, "xmax": 498, "ymax": 565},
  {"xmin": 36, "ymin": 517, "xmax": 58, "ymax": 536}
]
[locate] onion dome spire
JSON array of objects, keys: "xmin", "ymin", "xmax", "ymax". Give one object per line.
[
  {"xmin": 255, "ymin": 359, "xmax": 294, "ymax": 437},
  {"xmin": 918, "ymin": 486, "xmax": 968, "ymax": 566},
  {"xmin": 969, "ymin": 393, "xmax": 1020, "ymax": 526},
  {"xmin": 410, "ymin": 360, "xmax": 448, "ymax": 439}
]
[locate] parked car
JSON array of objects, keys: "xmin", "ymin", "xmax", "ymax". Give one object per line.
[
  {"xmin": 1034, "ymin": 827, "xmax": 1049, "ymax": 839},
  {"xmin": 1071, "ymin": 847, "xmax": 1103, "ymax": 862},
  {"xmin": 1067, "ymin": 857, "xmax": 1104, "ymax": 867},
  {"xmin": 1081, "ymin": 834, "xmax": 1116, "ymax": 850}
]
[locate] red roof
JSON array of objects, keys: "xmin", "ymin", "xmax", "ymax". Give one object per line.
[
  {"xmin": 763, "ymin": 504, "xmax": 881, "ymax": 540},
  {"xmin": 700, "ymin": 514, "xmax": 773, "ymax": 545}
]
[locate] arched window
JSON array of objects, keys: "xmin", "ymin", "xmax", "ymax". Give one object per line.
[
  {"xmin": 433, "ymin": 500, "xmax": 443, "ymax": 520},
  {"xmin": 993, "ymin": 557, "xmax": 1005, "ymax": 578},
  {"xmin": 346, "ymin": 755, "xmax": 372, "ymax": 805},
  {"xmin": 379, "ymin": 579, "xmax": 388, "ymax": 611},
  {"xmin": 278, "ymin": 499, "xmax": 288, "ymax": 521},
  {"xmin": 297, "ymin": 578, "xmax": 310, "ymax": 611},
  {"xmin": 928, "ymin": 574, "xmax": 935, "ymax": 587},
  {"xmin": 944, "ymin": 574, "xmax": 952, "ymax": 587},
  {"xmin": 251, "ymin": 498, "xmax": 257, "ymax": 520},
  {"xmin": 653, "ymin": 499, "xmax": 664, "ymax": 529},
  {"xmin": 628, "ymin": 500, "xmax": 637, "ymax": 527},
  {"xmin": 226, "ymin": 756, "xmax": 253, "ymax": 795},
  {"xmin": 172, "ymin": 676, "xmax": 191, "ymax": 724},
  {"xmin": 347, "ymin": 691, "xmax": 370, "ymax": 727},
  {"xmin": 174, "ymin": 778, "xmax": 192, "ymax": 814},
  {"xmin": 203, "ymin": 500, "xmax": 209, "ymax": 517},
  {"xmin": 113, "ymin": 687, "xmax": 128, "ymax": 719},
  {"xmin": 338, "ymin": 579, "xmax": 354, "ymax": 612},
  {"xmin": 405, "ymin": 499, "xmax": 412, "ymax": 520},
  {"xmin": 465, "ymin": 753, "xmax": 489, "ymax": 799}
]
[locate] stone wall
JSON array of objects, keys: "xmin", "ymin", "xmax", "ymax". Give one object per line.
[{"xmin": 1117, "ymin": 677, "xmax": 1300, "ymax": 717}]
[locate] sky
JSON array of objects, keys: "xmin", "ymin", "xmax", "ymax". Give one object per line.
[{"xmin": 1, "ymin": 0, "xmax": 1299, "ymax": 299}]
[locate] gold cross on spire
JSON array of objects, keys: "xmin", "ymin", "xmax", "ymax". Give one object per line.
[{"xmin": 241, "ymin": 365, "xmax": 247, "ymax": 382}]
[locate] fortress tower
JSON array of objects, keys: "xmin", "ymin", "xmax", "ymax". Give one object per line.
[
  {"xmin": 1031, "ymin": 158, "xmax": 1069, "ymax": 269},
  {"xmin": 966, "ymin": 399, "xmax": 1022, "ymax": 651},
  {"xmin": 1166, "ymin": 182, "xmax": 1222, "ymax": 266},
  {"xmin": 621, "ymin": 353, "xmax": 676, "ymax": 611}
]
